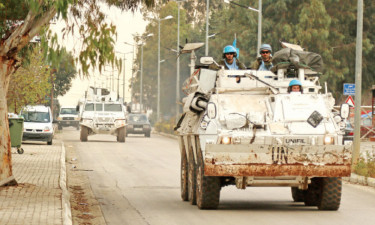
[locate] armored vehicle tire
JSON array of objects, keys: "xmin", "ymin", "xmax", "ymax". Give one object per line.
[
  {"xmin": 317, "ymin": 177, "xmax": 342, "ymax": 211},
  {"xmin": 180, "ymin": 153, "xmax": 189, "ymax": 201},
  {"xmin": 291, "ymin": 187, "xmax": 305, "ymax": 202},
  {"xmin": 304, "ymin": 178, "xmax": 322, "ymax": 206},
  {"xmin": 196, "ymin": 165, "xmax": 220, "ymax": 209},
  {"xmin": 145, "ymin": 132, "xmax": 151, "ymax": 138},
  {"xmin": 188, "ymin": 150, "xmax": 197, "ymax": 205},
  {"xmin": 80, "ymin": 126, "xmax": 88, "ymax": 142},
  {"xmin": 47, "ymin": 140, "xmax": 53, "ymax": 145},
  {"xmin": 118, "ymin": 127, "xmax": 126, "ymax": 142}
]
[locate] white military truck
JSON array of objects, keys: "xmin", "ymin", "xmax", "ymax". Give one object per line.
[
  {"xmin": 56, "ymin": 106, "xmax": 80, "ymax": 130},
  {"xmin": 78, "ymin": 87, "xmax": 127, "ymax": 142},
  {"xmin": 175, "ymin": 43, "xmax": 352, "ymax": 210}
]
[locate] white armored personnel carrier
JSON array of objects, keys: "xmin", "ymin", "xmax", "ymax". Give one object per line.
[
  {"xmin": 78, "ymin": 87, "xmax": 127, "ymax": 142},
  {"xmin": 175, "ymin": 43, "xmax": 352, "ymax": 210}
]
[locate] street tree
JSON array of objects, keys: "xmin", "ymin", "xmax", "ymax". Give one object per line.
[
  {"xmin": 52, "ymin": 49, "xmax": 77, "ymax": 98},
  {"xmin": 0, "ymin": 0, "xmax": 154, "ymax": 186},
  {"xmin": 133, "ymin": 1, "xmax": 192, "ymax": 119},
  {"xmin": 7, "ymin": 46, "xmax": 52, "ymax": 114}
]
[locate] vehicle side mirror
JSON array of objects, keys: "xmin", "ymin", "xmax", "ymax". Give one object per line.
[
  {"xmin": 126, "ymin": 106, "xmax": 131, "ymax": 113},
  {"xmin": 76, "ymin": 105, "xmax": 80, "ymax": 112},
  {"xmin": 340, "ymin": 103, "xmax": 350, "ymax": 119}
]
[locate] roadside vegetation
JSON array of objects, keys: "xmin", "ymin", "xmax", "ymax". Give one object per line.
[
  {"xmin": 354, "ymin": 155, "xmax": 375, "ymax": 178},
  {"xmin": 154, "ymin": 117, "xmax": 176, "ymax": 135}
]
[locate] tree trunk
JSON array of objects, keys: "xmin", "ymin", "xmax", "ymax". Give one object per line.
[
  {"xmin": 0, "ymin": 57, "xmax": 17, "ymax": 186},
  {"xmin": 0, "ymin": 6, "xmax": 57, "ymax": 186}
]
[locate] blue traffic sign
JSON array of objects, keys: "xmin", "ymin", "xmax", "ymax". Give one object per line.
[{"xmin": 343, "ymin": 83, "xmax": 355, "ymax": 95}]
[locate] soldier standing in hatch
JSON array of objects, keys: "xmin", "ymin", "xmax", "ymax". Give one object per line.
[
  {"xmin": 210, "ymin": 45, "xmax": 246, "ymax": 70},
  {"xmin": 251, "ymin": 43, "xmax": 273, "ymax": 71}
]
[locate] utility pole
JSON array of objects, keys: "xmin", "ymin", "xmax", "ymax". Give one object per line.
[
  {"xmin": 176, "ymin": 1, "xmax": 181, "ymax": 122},
  {"xmin": 205, "ymin": 0, "xmax": 209, "ymax": 56},
  {"xmin": 352, "ymin": 0, "xmax": 363, "ymax": 166}
]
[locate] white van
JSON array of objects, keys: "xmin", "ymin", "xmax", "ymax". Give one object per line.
[{"xmin": 21, "ymin": 105, "xmax": 54, "ymax": 145}]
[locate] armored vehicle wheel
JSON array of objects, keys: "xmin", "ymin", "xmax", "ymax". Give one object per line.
[
  {"xmin": 47, "ymin": 140, "xmax": 53, "ymax": 145},
  {"xmin": 317, "ymin": 177, "xmax": 342, "ymax": 211},
  {"xmin": 188, "ymin": 150, "xmax": 197, "ymax": 205},
  {"xmin": 80, "ymin": 126, "xmax": 88, "ymax": 142},
  {"xmin": 196, "ymin": 164, "xmax": 220, "ymax": 209},
  {"xmin": 291, "ymin": 187, "xmax": 305, "ymax": 202},
  {"xmin": 145, "ymin": 132, "xmax": 151, "ymax": 138},
  {"xmin": 304, "ymin": 178, "xmax": 321, "ymax": 206},
  {"xmin": 180, "ymin": 153, "xmax": 189, "ymax": 201},
  {"xmin": 118, "ymin": 127, "xmax": 126, "ymax": 142}
]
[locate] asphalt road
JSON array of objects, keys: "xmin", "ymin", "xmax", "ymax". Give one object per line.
[{"xmin": 61, "ymin": 128, "xmax": 375, "ymax": 225}]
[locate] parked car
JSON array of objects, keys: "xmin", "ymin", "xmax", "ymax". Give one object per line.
[
  {"xmin": 21, "ymin": 105, "xmax": 54, "ymax": 145},
  {"xmin": 126, "ymin": 113, "xmax": 151, "ymax": 137}
]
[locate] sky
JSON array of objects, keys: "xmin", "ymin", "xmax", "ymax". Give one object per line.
[{"xmin": 51, "ymin": 6, "xmax": 148, "ymax": 106}]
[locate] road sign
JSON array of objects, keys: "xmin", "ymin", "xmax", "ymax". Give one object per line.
[
  {"xmin": 345, "ymin": 95, "xmax": 355, "ymax": 107},
  {"xmin": 343, "ymin": 83, "xmax": 355, "ymax": 95}
]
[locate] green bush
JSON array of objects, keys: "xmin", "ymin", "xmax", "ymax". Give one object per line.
[
  {"xmin": 154, "ymin": 117, "xmax": 177, "ymax": 135},
  {"xmin": 354, "ymin": 154, "xmax": 375, "ymax": 178}
]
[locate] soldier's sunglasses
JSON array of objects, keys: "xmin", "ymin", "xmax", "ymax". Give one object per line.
[{"xmin": 260, "ymin": 51, "xmax": 270, "ymax": 54}]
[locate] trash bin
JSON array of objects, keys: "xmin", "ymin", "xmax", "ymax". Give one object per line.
[{"xmin": 9, "ymin": 117, "xmax": 24, "ymax": 154}]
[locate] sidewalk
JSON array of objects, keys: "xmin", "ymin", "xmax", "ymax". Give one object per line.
[{"xmin": 0, "ymin": 140, "xmax": 71, "ymax": 225}]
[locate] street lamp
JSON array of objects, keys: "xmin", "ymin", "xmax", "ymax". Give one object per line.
[
  {"xmin": 116, "ymin": 51, "xmax": 133, "ymax": 102},
  {"xmin": 224, "ymin": 0, "xmax": 262, "ymax": 54},
  {"xmin": 149, "ymin": 15, "xmax": 173, "ymax": 122},
  {"xmin": 125, "ymin": 33, "xmax": 153, "ymax": 110},
  {"xmin": 173, "ymin": 0, "xmax": 187, "ymax": 122}
]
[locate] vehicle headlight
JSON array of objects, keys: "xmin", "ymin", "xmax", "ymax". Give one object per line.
[
  {"xmin": 324, "ymin": 135, "xmax": 334, "ymax": 145},
  {"xmin": 44, "ymin": 126, "xmax": 51, "ymax": 132},
  {"xmin": 57, "ymin": 117, "xmax": 62, "ymax": 120},
  {"xmin": 82, "ymin": 119, "xmax": 92, "ymax": 124},
  {"xmin": 128, "ymin": 125, "xmax": 133, "ymax": 129},
  {"xmin": 74, "ymin": 117, "xmax": 80, "ymax": 121},
  {"xmin": 143, "ymin": 124, "xmax": 150, "ymax": 128},
  {"xmin": 200, "ymin": 121, "xmax": 208, "ymax": 129},
  {"xmin": 221, "ymin": 136, "xmax": 232, "ymax": 145},
  {"xmin": 115, "ymin": 119, "xmax": 126, "ymax": 126}
]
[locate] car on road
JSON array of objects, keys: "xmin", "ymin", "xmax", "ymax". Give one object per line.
[
  {"xmin": 21, "ymin": 105, "xmax": 54, "ymax": 145},
  {"xmin": 343, "ymin": 122, "xmax": 354, "ymax": 145},
  {"xmin": 57, "ymin": 106, "xmax": 80, "ymax": 130},
  {"xmin": 126, "ymin": 113, "xmax": 151, "ymax": 137}
]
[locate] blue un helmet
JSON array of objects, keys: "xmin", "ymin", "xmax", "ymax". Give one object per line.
[
  {"xmin": 288, "ymin": 79, "xmax": 303, "ymax": 93},
  {"xmin": 259, "ymin": 44, "xmax": 272, "ymax": 53},
  {"xmin": 223, "ymin": 45, "xmax": 237, "ymax": 58}
]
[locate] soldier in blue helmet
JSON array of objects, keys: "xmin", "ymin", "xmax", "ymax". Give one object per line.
[
  {"xmin": 288, "ymin": 79, "xmax": 303, "ymax": 93},
  {"xmin": 250, "ymin": 43, "xmax": 273, "ymax": 71},
  {"xmin": 210, "ymin": 45, "xmax": 246, "ymax": 70}
]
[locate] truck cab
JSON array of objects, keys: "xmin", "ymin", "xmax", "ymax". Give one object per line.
[{"xmin": 57, "ymin": 106, "xmax": 80, "ymax": 130}]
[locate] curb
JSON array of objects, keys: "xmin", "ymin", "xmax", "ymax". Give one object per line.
[
  {"xmin": 60, "ymin": 142, "xmax": 72, "ymax": 225},
  {"xmin": 343, "ymin": 173, "xmax": 375, "ymax": 188},
  {"xmin": 154, "ymin": 131, "xmax": 178, "ymax": 139}
]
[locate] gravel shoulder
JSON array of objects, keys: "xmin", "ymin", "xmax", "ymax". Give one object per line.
[{"xmin": 61, "ymin": 134, "xmax": 107, "ymax": 225}]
